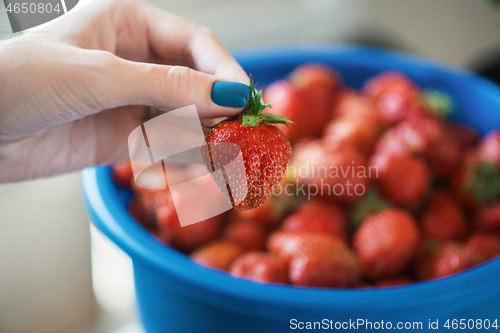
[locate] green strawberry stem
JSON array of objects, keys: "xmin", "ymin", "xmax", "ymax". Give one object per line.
[
  {"xmin": 351, "ymin": 189, "xmax": 390, "ymax": 231},
  {"xmin": 268, "ymin": 182, "xmax": 304, "ymax": 219},
  {"xmin": 464, "ymin": 161, "xmax": 500, "ymax": 203},
  {"xmin": 422, "ymin": 89, "xmax": 454, "ymax": 118},
  {"xmin": 241, "ymin": 75, "xmax": 295, "ymax": 127}
]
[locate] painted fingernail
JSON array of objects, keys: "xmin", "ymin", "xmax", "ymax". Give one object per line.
[{"xmin": 211, "ymin": 81, "xmax": 249, "ymax": 108}]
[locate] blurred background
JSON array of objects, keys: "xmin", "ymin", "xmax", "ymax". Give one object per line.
[{"xmin": 1, "ymin": 0, "xmax": 499, "ymax": 332}]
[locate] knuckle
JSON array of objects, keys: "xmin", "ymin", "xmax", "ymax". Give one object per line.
[
  {"xmin": 81, "ymin": 50, "xmax": 123, "ymax": 109},
  {"xmin": 96, "ymin": 50, "xmax": 120, "ymax": 69},
  {"xmin": 164, "ymin": 65, "xmax": 194, "ymax": 93},
  {"xmin": 194, "ymin": 25, "xmax": 218, "ymax": 42}
]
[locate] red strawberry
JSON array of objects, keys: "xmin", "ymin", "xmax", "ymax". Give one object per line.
[
  {"xmin": 291, "ymin": 140, "xmax": 369, "ymax": 203},
  {"xmin": 419, "ymin": 190, "xmax": 467, "ymax": 241},
  {"xmin": 375, "ymin": 117, "xmax": 441, "ymax": 157},
  {"xmin": 454, "ymin": 157, "xmax": 500, "ymax": 206},
  {"xmin": 111, "ymin": 161, "xmax": 133, "ymax": 188},
  {"xmin": 288, "ymin": 242, "xmax": 360, "ymax": 288},
  {"xmin": 230, "ymin": 252, "xmax": 288, "ymax": 284},
  {"xmin": 155, "ymin": 190, "xmax": 222, "ymax": 253},
  {"xmin": 375, "ymin": 116, "xmax": 460, "ymax": 179},
  {"xmin": 473, "ymin": 202, "xmax": 500, "ymax": 234},
  {"xmin": 350, "ymin": 188, "xmax": 390, "ymax": 230},
  {"xmin": 457, "ymin": 131, "xmax": 500, "ymax": 205},
  {"xmin": 281, "ymin": 199, "xmax": 347, "ymax": 242},
  {"xmin": 353, "ymin": 208, "xmax": 419, "ymax": 280},
  {"xmin": 478, "ymin": 130, "xmax": 500, "ymax": 164},
  {"xmin": 267, "ymin": 231, "xmax": 360, "ymax": 288},
  {"xmin": 452, "ymin": 151, "xmax": 496, "ymax": 207},
  {"xmin": 232, "ymin": 183, "xmax": 299, "ymax": 228},
  {"xmin": 288, "ymin": 63, "xmax": 342, "ymax": 107},
  {"xmin": 204, "ymin": 77, "xmax": 293, "ymax": 211},
  {"xmin": 268, "ymin": 231, "xmax": 344, "ymax": 264},
  {"xmin": 289, "ymin": 63, "xmax": 341, "ymax": 122},
  {"xmin": 223, "ymin": 218, "xmax": 268, "ymax": 252},
  {"xmin": 362, "ymin": 71, "xmax": 423, "ymax": 123},
  {"xmin": 415, "ymin": 242, "xmax": 480, "ymax": 280},
  {"xmin": 451, "ymin": 165, "xmax": 477, "ymax": 209},
  {"xmin": 465, "ymin": 232, "xmax": 500, "ymax": 263},
  {"xmin": 425, "ymin": 130, "xmax": 462, "ymax": 179},
  {"xmin": 128, "ymin": 197, "xmax": 158, "ymax": 230},
  {"xmin": 369, "ymin": 153, "xmax": 430, "ymax": 207},
  {"xmin": 191, "ymin": 240, "xmax": 244, "ymax": 271},
  {"xmin": 332, "ymin": 90, "xmax": 387, "ymax": 128},
  {"xmin": 262, "ymin": 79, "xmax": 309, "ymax": 142},
  {"xmin": 445, "ymin": 123, "xmax": 479, "ymax": 150},
  {"xmin": 323, "ymin": 116, "xmax": 382, "ymax": 155},
  {"xmin": 128, "ymin": 170, "xmax": 168, "ymax": 229},
  {"xmin": 232, "ymin": 200, "xmax": 277, "ymax": 227},
  {"xmin": 262, "ymin": 64, "xmax": 340, "ymax": 143}
]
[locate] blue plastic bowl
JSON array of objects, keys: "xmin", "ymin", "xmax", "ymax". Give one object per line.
[{"xmin": 83, "ymin": 45, "xmax": 500, "ymax": 333}]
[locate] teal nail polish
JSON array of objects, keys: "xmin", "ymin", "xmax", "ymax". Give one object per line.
[{"xmin": 211, "ymin": 81, "xmax": 249, "ymax": 108}]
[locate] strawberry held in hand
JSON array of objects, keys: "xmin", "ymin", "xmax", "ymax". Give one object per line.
[{"xmin": 204, "ymin": 77, "xmax": 293, "ymax": 211}]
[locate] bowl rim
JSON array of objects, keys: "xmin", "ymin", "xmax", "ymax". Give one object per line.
[{"xmin": 82, "ymin": 44, "xmax": 500, "ymax": 313}]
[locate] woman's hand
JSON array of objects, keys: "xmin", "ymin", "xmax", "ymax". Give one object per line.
[{"xmin": 0, "ymin": 0, "xmax": 249, "ymax": 182}]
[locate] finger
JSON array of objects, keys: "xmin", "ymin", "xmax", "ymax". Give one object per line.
[
  {"xmin": 0, "ymin": 106, "xmax": 149, "ymax": 182},
  {"xmin": 142, "ymin": 4, "xmax": 249, "ymax": 83},
  {"xmin": 95, "ymin": 55, "xmax": 249, "ymax": 119},
  {"xmin": 188, "ymin": 27, "xmax": 249, "ymax": 83},
  {"xmin": 74, "ymin": 106, "xmax": 150, "ymax": 166}
]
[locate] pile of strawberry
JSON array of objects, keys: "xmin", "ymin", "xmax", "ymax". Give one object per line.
[{"xmin": 112, "ymin": 63, "xmax": 500, "ymax": 288}]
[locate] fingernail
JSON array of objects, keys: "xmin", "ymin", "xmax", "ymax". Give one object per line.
[{"xmin": 211, "ymin": 81, "xmax": 249, "ymax": 108}]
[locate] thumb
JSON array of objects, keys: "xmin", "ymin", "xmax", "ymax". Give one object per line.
[{"xmin": 99, "ymin": 57, "xmax": 250, "ymax": 119}]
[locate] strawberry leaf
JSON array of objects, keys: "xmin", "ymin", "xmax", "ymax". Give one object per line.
[
  {"xmin": 255, "ymin": 89, "xmax": 263, "ymax": 105},
  {"xmin": 423, "ymin": 89, "xmax": 454, "ymax": 118},
  {"xmin": 351, "ymin": 189, "xmax": 390, "ymax": 231},
  {"xmin": 224, "ymin": 74, "xmax": 295, "ymax": 127},
  {"xmin": 260, "ymin": 113, "xmax": 295, "ymax": 127},
  {"xmin": 248, "ymin": 74, "xmax": 255, "ymax": 92},
  {"xmin": 464, "ymin": 161, "xmax": 500, "ymax": 203},
  {"xmin": 258, "ymin": 103, "xmax": 272, "ymax": 115}
]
